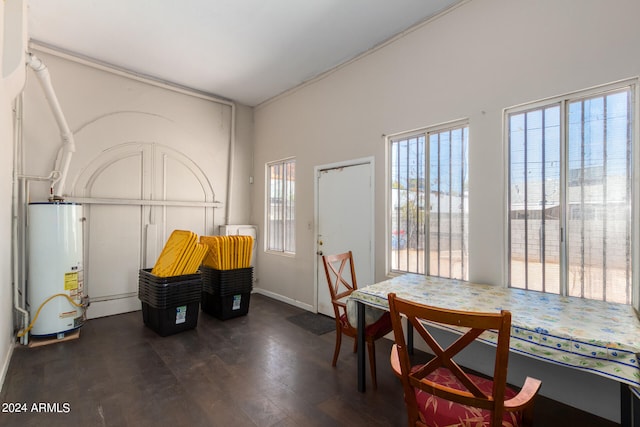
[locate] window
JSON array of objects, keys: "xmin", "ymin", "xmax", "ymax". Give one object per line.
[
  {"xmin": 507, "ymin": 81, "xmax": 637, "ymax": 304},
  {"xmin": 389, "ymin": 122, "xmax": 469, "ymax": 280},
  {"xmin": 266, "ymin": 158, "xmax": 295, "ymax": 254}
]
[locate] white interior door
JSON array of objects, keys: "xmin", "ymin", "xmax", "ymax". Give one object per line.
[{"xmin": 316, "ymin": 161, "xmax": 374, "ymax": 317}]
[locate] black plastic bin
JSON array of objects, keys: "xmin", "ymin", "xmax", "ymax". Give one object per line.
[
  {"xmin": 201, "ymin": 291, "xmax": 251, "ymax": 320},
  {"xmin": 141, "ymin": 301, "xmax": 199, "ymax": 336},
  {"xmin": 138, "ymin": 269, "xmax": 202, "ymax": 335},
  {"xmin": 201, "ymin": 266, "xmax": 253, "ymax": 320}
]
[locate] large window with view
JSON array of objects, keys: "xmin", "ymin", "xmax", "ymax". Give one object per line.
[
  {"xmin": 389, "ymin": 123, "xmax": 469, "ymax": 280},
  {"xmin": 266, "ymin": 158, "xmax": 295, "ymax": 254},
  {"xmin": 507, "ymin": 81, "xmax": 637, "ymax": 304}
]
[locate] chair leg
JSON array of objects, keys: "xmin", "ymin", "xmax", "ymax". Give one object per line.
[
  {"xmin": 332, "ymin": 330, "xmax": 342, "ymax": 367},
  {"xmin": 521, "ymin": 404, "xmax": 535, "ymax": 427},
  {"xmin": 367, "ymin": 340, "xmax": 377, "ymax": 389}
]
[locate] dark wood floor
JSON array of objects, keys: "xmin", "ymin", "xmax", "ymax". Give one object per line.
[{"xmin": 1, "ymin": 294, "xmax": 619, "ymax": 427}]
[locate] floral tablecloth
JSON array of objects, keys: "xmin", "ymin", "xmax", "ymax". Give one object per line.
[{"xmin": 349, "ymin": 273, "xmax": 640, "ymax": 388}]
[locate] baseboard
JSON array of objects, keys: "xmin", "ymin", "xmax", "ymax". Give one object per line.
[
  {"xmin": 86, "ymin": 296, "xmax": 141, "ymax": 319},
  {"xmin": 252, "ymin": 288, "xmax": 314, "ymax": 312},
  {"xmin": 0, "ymin": 338, "xmax": 15, "ymax": 393}
]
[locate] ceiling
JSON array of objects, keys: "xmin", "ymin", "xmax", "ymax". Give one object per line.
[{"xmin": 27, "ymin": 0, "xmax": 462, "ymax": 106}]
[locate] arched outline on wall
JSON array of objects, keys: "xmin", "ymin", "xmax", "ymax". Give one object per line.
[
  {"xmin": 30, "ymin": 41, "xmax": 237, "ymax": 224},
  {"xmin": 74, "ymin": 110, "xmax": 178, "ymax": 134},
  {"xmin": 58, "ymin": 110, "xmax": 220, "ymax": 203},
  {"xmin": 70, "ymin": 141, "xmax": 216, "ymax": 204},
  {"xmin": 74, "ymin": 144, "xmax": 144, "ymax": 199},
  {"xmin": 154, "ymin": 142, "xmax": 217, "ymax": 204}
]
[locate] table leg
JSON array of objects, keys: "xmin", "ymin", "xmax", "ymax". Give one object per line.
[
  {"xmin": 357, "ymin": 301, "xmax": 366, "ymax": 392},
  {"xmin": 620, "ymin": 383, "xmax": 640, "ymax": 427},
  {"xmin": 635, "ymin": 387, "xmax": 640, "ymax": 427},
  {"xmin": 622, "ymin": 383, "xmax": 631, "ymax": 427}
]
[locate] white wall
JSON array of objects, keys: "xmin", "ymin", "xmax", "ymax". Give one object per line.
[
  {"xmin": 0, "ymin": 88, "xmax": 12, "ymax": 395},
  {"xmin": 0, "ymin": 0, "xmax": 27, "ymax": 392},
  {"xmin": 253, "ymin": 0, "xmax": 640, "ymax": 421},
  {"xmin": 229, "ymin": 103, "xmax": 255, "ymax": 225}
]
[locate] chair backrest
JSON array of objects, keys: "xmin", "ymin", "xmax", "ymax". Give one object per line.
[
  {"xmin": 388, "ymin": 292, "xmax": 513, "ymax": 427},
  {"xmin": 322, "ymin": 251, "xmax": 358, "ymax": 315}
]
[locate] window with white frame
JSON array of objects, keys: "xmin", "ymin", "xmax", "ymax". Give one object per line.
[
  {"xmin": 389, "ymin": 122, "xmax": 469, "ymax": 280},
  {"xmin": 266, "ymin": 158, "xmax": 295, "ymax": 254},
  {"xmin": 507, "ymin": 80, "xmax": 637, "ymax": 304}
]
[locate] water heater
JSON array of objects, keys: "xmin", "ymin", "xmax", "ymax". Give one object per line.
[{"xmin": 27, "ymin": 202, "xmax": 85, "ymax": 337}]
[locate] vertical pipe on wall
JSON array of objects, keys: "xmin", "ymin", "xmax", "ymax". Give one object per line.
[
  {"xmin": 12, "ymin": 94, "xmax": 29, "ymax": 345},
  {"xmin": 225, "ymin": 103, "xmax": 236, "ymax": 226}
]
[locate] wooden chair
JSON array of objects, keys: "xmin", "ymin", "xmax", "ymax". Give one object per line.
[
  {"xmin": 387, "ymin": 292, "xmax": 541, "ymax": 427},
  {"xmin": 322, "ymin": 251, "xmax": 392, "ymax": 388}
]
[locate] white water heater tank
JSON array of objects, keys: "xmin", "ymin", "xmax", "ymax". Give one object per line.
[{"xmin": 27, "ymin": 202, "xmax": 84, "ymax": 337}]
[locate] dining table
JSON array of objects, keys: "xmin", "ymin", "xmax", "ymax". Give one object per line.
[{"xmin": 349, "ymin": 273, "xmax": 640, "ymax": 427}]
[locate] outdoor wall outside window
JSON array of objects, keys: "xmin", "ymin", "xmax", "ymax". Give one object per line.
[
  {"xmin": 266, "ymin": 158, "xmax": 295, "ymax": 254},
  {"xmin": 507, "ymin": 80, "xmax": 636, "ymax": 304},
  {"xmin": 389, "ymin": 122, "xmax": 469, "ymax": 280}
]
